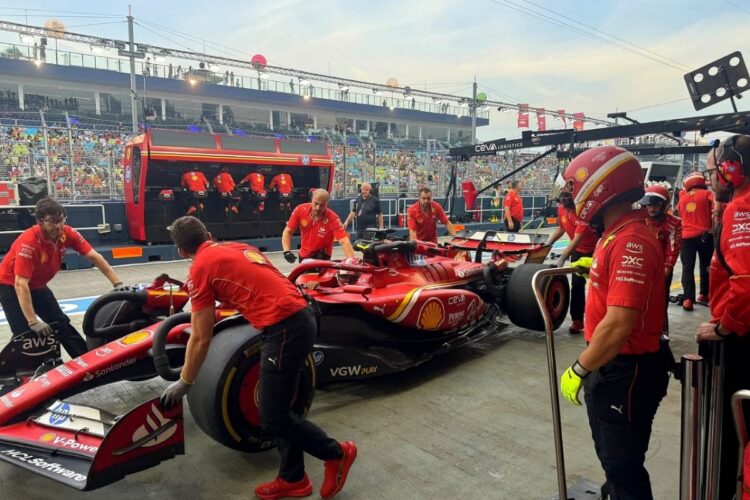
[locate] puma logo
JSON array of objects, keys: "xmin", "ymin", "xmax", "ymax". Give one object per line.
[
  {"xmin": 267, "ymin": 357, "xmax": 278, "ymax": 366},
  {"xmin": 610, "ymin": 404, "xmax": 623, "ymax": 415}
]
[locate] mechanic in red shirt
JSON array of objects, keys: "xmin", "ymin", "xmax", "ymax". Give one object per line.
[
  {"xmin": 559, "ymin": 146, "xmax": 669, "ymax": 500},
  {"xmin": 0, "ymin": 197, "xmax": 124, "ymax": 357},
  {"xmin": 180, "ymin": 166, "xmax": 209, "ymax": 215},
  {"xmin": 503, "ymin": 180, "xmax": 524, "ymax": 232},
  {"xmin": 282, "ymin": 189, "xmax": 355, "ymax": 262},
  {"xmin": 270, "ymin": 171, "xmax": 294, "ymax": 214},
  {"xmin": 641, "ymin": 183, "xmax": 682, "ymax": 338},
  {"xmin": 212, "ymin": 165, "xmax": 238, "ymax": 214},
  {"xmin": 696, "ymin": 135, "xmax": 750, "ymax": 498},
  {"xmin": 161, "ymin": 216, "xmax": 356, "ymax": 500},
  {"xmin": 677, "ymin": 172, "xmax": 714, "ymax": 310},
  {"xmin": 239, "ymin": 171, "xmax": 268, "ymax": 213},
  {"xmin": 407, "ymin": 187, "xmax": 457, "ymax": 243},
  {"xmin": 544, "ymin": 177, "xmax": 598, "ymax": 333}
]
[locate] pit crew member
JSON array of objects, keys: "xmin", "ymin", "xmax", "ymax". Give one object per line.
[
  {"xmin": 180, "ymin": 166, "xmax": 209, "ymax": 215},
  {"xmin": 282, "ymin": 189, "xmax": 355, "ymax": 262},
  {"xmin": 0, "ymin": 197, "xmax": 124, "ymax": 357},
  {"xmin": 407, "ymin": 187, "xmax": 457, "ymax": 243},
  {"xmin": 212, "ymin": 165, "xmax": 238, "ymax": 214},
  {"xmin": 695, "ymin": 135, "xmax": 750, "ymax": 499},
  {"xmin": 503, "ymin": 180, "xmax": 524, "ymax": 232},
  {"xmin": 545, "ymin": 178, "xmax": 598, "ymax": 334},
  {"xmin": 161, "ymin": 216, "xmax": 356, "ymax": 499},
  {"xmin": 677, "ymin": 172, "xmax": 714, "ymax": 310},
  {"xmin": 559, "ymin": 146, "xmax": 669, "ymax": 500}
]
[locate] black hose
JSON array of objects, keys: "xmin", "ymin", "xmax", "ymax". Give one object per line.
[{"xmin": 152, "ymin": 312, "xmax": 192, "ymax": 382}]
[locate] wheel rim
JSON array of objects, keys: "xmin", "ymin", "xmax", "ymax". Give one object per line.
[
  {"xmin": 546, "ymin": 279, "xmax": 566, "ymax": 324},
  {"xmin": 238, "ymin": 363, "xmax": 261, "ymax": 426}
]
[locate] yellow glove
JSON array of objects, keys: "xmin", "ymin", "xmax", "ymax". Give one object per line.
[
  {"xmin": 560, "ymin": 361, "xmax": 590, "ymax": 406},
  {"xmin": 570, "ymin": 256, "xmax": 592, "ymax": 271}
]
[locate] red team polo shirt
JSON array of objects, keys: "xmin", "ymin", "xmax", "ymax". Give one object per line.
[
  {"xmin": 270, "ymin": 174, "xmax": 294, "ymax": 194},
  {"xmin": 181, "ymin": 171, "xmax": 209, "ymax": 192},
  {"xmin": 585, "ymin": 210, "xmax": 665, "ymax": 355},
  {"xmin": 557, "ymin": 205, "xmax": 598, "ymax": 254},
  {"xmin": 286, "ymin": 204, "xmax": 348, "ymax": 259},
  {"xmin": 504, "ymin": 190, "xmax": 524, "ymax": 221},
  {"xmin": 187, "ymin": 241, "xmax": 307, "ymax": 329},
  {"xmin": 709, "ymin": 187, "xmax": 750, "ymax": 335},
  {"xmin": 0, "ymin": 225, "xmax": 93, "ymax": 289},
  {"xmin": 677, "ymin": 188, "xmax": 714, "ymax": 238},
  {"xmin": 212, "ymin": 172, "xmax": 236, "ymax": 194},
  {"xmin": 242, "ymin": 173, "xmax": 266, "ymax": 194},
  {"xmin": 407, "ymin": 201, "xmax": 449, "ymax": 243}
]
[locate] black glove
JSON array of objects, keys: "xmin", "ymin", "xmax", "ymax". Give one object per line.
[
  {"xmin": 284, "ymin": 251, "xmax": 297, "ymax": 263},
  {"xmin": 29, "ymin": 320, "xmax": 53, "ymax": 337},
  {"xmin": 160, "ymin": 379, "xmax": 191, "ymax": 409},
  {"xmin": 112, "ymin": 282, "xmax": 130, "ymax": 292}
]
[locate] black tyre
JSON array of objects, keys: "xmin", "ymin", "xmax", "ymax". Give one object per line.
[
  {"xmin": 504, "ymin": 263, "xmax": 570, "ymax": 332},
  {"xmin": 186, "ymin": 324, "xmax": 316, "ymax": 453}
]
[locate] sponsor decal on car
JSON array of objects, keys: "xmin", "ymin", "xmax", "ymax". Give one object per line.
[
  {"xmin": 117, "ymin": 330, "xmax": 152, "ymax": 347},
  {"xmin": 10, "ymin": 388, "xmax": 25, "ymax": 399},
  {"xmin": 83, "ymin": 357, "xmax": 137, "ymax": 381},
  {"xmin": 95, "ymin": 347, "xmax": 114, "ymax": 357},
  {"xmin": 55, "ymin": 365, "xmax": 73, "ymax": 377},
  {"xmin": 73, "ymin": 358, "xmax": 88, "ymax": 368},
  {"xmin": 329, "ymin": 365, "xmax": 378, "ymax": 378},
  {"xmin": 0, "ymin": 395, "xmax": 13, "ymax": 408},
  {"xmin": 48, "ymin": 402, "xmax": 71, "ymax": 425},
  {"xmin": 0, "ymin": 449, "xmax": 87, "ymax": 482},
  {"xmin": 312, "ymin": 351, "xmax": 325, "ymax": 366},
  {"xmin": 131, "ymin": 404, "xmax": 176, "ymax": 449},
  {"xmin": 38, "ymin": 433, "xmax": 99, "ymax": 454},
  {"xmin": 417, "ymin": 298, "xmax": 445, "ymax": 330},
  {"xmin": 15, "ymin": 335, "xmax": 57, "ymax": 357}
]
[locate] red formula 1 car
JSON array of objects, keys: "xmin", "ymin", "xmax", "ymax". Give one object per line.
[{"xmin": 0, "ymin": 230, "xmax": 569, "ymax": 490}]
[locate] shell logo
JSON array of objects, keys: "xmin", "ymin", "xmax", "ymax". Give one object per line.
[
  {"xmin": 244, "ymin": 250, "xmax": 266, "ymax": 264},
  {"xmin": 301, "ymin": 218, "xmax": 309, "ymax": 227},
  {"xmin": 39, "ymin": 432, "xmax": 56, "ymax": 442},
  {"xmin": 574, "ymin": 168, "xmax": 588, "ymax": 181},
  {"xmin": 417, "ymin": 298, "xmax": 445, "ymax": 330},
  {"xmin": 191, "ymin": 174, "xmax": 198, "ymax": 181},
  {"xmin": 119, "ymin": 330, "xmax": 152, "ymax": 345},
  {"xmin": 686, "ymin": 202, "xmax": 697, "ymax": 213},
  {"xmin": 40, "ymin": 252, "xmax": 48, "ymax": 264}
]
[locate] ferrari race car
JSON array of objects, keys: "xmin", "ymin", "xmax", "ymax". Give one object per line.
[{"xmin": 0, "ymin": 230, "xmax": 569, "ymax": 490}]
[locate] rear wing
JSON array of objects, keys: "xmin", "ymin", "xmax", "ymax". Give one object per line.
[{"xmin": 0, "ymin": 397, "xmax": 183, "ymax": 490}]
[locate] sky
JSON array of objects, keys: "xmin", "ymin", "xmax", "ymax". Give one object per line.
[{"xmin": 0, "ymin": 0, "xmax": 748, "ymax": 141}]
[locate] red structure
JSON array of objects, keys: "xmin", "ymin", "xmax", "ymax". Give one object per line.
[{"xmin": 123, "ymin": 129, "xmax": 333, "ymax": 242}]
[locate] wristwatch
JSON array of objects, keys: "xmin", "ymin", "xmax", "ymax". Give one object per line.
[{"xmin": 713, "ymin": 323, "xmax": 731, "ymax": 338}]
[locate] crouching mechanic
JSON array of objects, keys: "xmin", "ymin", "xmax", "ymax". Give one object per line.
[
  {"xmin": 282, "ymin": 189, "xmax": 355, "ymax": 263},
  {"xmin": 0, "ymin": 197, "xmax": 124, "ymax": 357},
  {"xmin": 558, "ymin": 147, "xmax": 670, "ymax": 500},
  {"xmin": 160, "ymin": 216, "xmax": 357, "ymax": 499}
]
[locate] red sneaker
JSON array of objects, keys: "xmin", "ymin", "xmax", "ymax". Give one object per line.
[
  {"xmin": 697, "ymin": 294, "xmax": 708, "ymax": 305},
  {"xmin": 682, "ymin": 299, "xmax": 694, "ymax": 311},
  {"xmin": 569, "ymin": 320, "xmax": 584, "ymax": 334},
  {"xmin": 254, "ymin": 474, "xmax": 313, "ymax": 500},
  {"xmin": 320, "ymin": 441, "xmax": 357, "ymax": 499}
]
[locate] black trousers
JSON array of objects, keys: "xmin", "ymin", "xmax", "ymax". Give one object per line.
[
  {"xmin": 680, "ymin": 234, "xmax": 713, "ymax": 301},
  {"xmin": 570, "ymin": 250, "xmax": 593, "ymax": 322},
  {"xmin": 504, "ymin": 217, "xmax": 521, "ymax": 233},
  {"xmin": 663, "ymin": 270, "xmax": 673, "ymax": 336},
  {"xmin": 699, "ymin": 337, "xmax": 750, "ymax": 499},
  {"xmin": 0, "ymin": 284, "xmax": 87, "ymax": 358},
  {"xmin": 298, "ymin": 250, "xmax": 331, "ymax": 262},
  {"xmin": 259, "ymin": 306, "xmax": 341, "ymax": 482},
  {"xmin": 584, "ymin": 353, "xmax": 669, "ymax": 500}
]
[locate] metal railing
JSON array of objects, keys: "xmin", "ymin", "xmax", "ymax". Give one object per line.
[{"xmin": 1, "ymin": 41, "xmax": 489, "ymax": 119}]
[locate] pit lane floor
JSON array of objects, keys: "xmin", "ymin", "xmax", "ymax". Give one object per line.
[{"xmin": 0, "ymin": 247, "xmax": 707, "ymax": 499}]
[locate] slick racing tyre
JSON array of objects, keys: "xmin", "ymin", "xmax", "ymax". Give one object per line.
[
  {"xmin": 187, "ymin": 323, "xmax": 316, "ymax": 453},
  {"xmin": 504, "ymin": 263, "xmax": 569, "ymax": 332}
]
